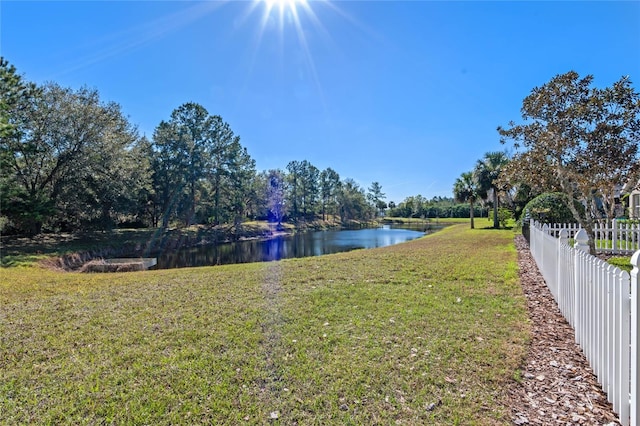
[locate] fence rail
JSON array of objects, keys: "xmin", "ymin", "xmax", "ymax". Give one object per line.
[
  {"xmin": 529, "ymin": 220, "xmax": 640, "ymax": 426},
  {"xmin": 543, "ymin": 220, "xmax": 640, "ymax": 254}
]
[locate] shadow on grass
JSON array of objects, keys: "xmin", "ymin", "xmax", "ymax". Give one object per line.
[{"xmin": 471, "ymin": 225, "xmax": 515, "ymax": 231}]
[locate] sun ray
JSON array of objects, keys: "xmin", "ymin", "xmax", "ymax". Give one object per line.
[
  {"xmin": 289, "ymin": 2, "xmax": 327, "ymax": 110},
  {"xmin": 247, "ymin": 0, "xmax": 330, "ymax": 109},
  {"xmin": 52, "ymin": 2, "xmax": 224, "ymax": 78},
  {"xmin": 236, "ymin": 0, "xmax": 372, "ymax": 116}
]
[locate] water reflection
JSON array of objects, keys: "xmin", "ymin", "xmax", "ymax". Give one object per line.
[{"xmin": 154, "ymin": 225, "xmax": 427, "ymax": 269}]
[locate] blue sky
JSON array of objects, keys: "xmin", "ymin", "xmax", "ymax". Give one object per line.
[{"xmin": 2, "ymin": 1, "xmax": 639, "ymax": 204}]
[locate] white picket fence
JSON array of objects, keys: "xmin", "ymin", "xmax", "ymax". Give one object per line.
[
  {"xmin": 543, "ymin": 219, "xmax": 640, "ymax": 254},
  {"xmin": 529, "ymin": 220, "xmax": 640, "ymax": 426}
]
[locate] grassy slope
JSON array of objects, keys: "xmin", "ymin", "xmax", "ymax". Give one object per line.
[{"xmin": 0, "ymin": 224, "xmax": 528, "ymax": 425}]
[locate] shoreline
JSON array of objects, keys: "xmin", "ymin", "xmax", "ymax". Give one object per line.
[
  {"xmin": 2, "ymin": 218, "xmax": 453, "ymax": 270},
  {"xmin": 2, "ymin": 220, "xmax": 376, "ymax": 270}
]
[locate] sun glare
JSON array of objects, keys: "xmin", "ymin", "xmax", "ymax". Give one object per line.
[
  {"xmin": 250, "ymin": 0, "xmax": 325, "ymax": 91},
  {"xmin": 241, "ymin": 0, "xmax": 352, "ymax": 110},
  {"xmin": 257, "ymin": 0, "xmax": 314, "ymax": 33},
  {"xmin": 263, "ymin": 0, "xmax": 308, "ymax": 15}
]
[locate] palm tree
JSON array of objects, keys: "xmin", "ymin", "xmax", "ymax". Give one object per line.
[
  {"xmin": 474, "ymin": 151, "xmax": 509, "ymax": 228},
  {"xmin": 453, "ymin": 171, "xmax": 479, "ymax": 229}
]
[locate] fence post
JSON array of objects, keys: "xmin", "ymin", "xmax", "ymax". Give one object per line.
[
  {"xmin": 530, "ymin": 220, "xmax": 536, "ymax": 260},
  {"xmin": 575, "ymin": 229, "xmax": 590, "ymax": 358},
  {"xmin": 574, "ymin": 244, "xmax": 582, "ymax": 346},
  {"xmin": 558, "ymin": 229, "xmax": 568, "ymax": 317},
  {"xmin": 542, "ymin": 223, "xmax": 550, "ymax": 273},
  {"xmin": 631, "ymin": 250, "xmax": 640, "ymax": 426},
  {"xmin": 575, "ymin": 229, "xmax": 589, "ymax": 252}
]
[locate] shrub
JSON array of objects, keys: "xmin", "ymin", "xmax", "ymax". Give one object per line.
[
  {"xmin": 498, "ymin": 208, "xmax": 513, "ymax": 228},
  {"xmin": 0, "ymin": 216, "xmax": 11, "ymax": 234},
  {"xmin": 522, "ymin": 192, "xmax": 582, "ymax": 225}
]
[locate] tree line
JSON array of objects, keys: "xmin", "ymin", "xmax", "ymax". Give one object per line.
[
  {"xmin": 0, "ymin": 58, "xmax": 386, "ymax": 235},
  {"xmin": 4, "ymin": 59, "xmax": 637, "ymax": 244},
  {"xmin": 453, "ymin": 71, "xmax": 640, "ymax": 254},
  {"xmin": 385, "ymin": 195, "xmax": 485, "ymax": 220}
]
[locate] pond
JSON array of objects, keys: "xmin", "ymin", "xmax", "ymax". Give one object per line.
[{"xmin": 153, "ymin": 224, "xmax": 433, "ymax": 269}]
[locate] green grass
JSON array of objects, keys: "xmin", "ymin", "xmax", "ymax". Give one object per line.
[
  {"xmin": 382, "ymin": 217, "xmax": 472, "ymax": 224},
  {"xmin": 0, "ymin": 224, "xmax": 529, "ymax": 425},
  {"xmin": 382, "ymin": 216, "xmax": 513, "ymax": 228},
  {"xmin": 595, "ymin": 239, "xmax": 639, "ymax": 252},
  {"xmin": 607, "ymin": 256, "xmax": 633, "ymax": 272}
]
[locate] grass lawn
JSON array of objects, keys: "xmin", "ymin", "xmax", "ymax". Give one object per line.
[
  {"xmin": 382, "ymin": 217, "xmax": 473, "ymax": 224},
  {"xmin": 0, "ymin": 224, "xmax": 529, "ymax": 425}
]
